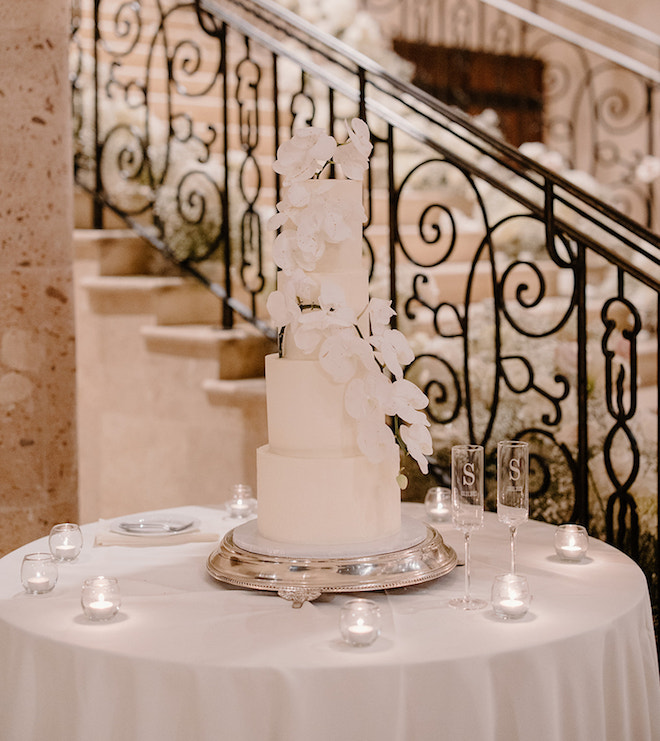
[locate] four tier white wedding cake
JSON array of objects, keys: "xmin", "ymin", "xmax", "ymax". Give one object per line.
[{"xmin": 256, "ymin": 119, "xmax": 432, "ymax": 547}]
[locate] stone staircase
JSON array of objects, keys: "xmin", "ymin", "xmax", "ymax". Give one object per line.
[{"xmin": 73, "ymin": 196, "xmax": 275, "ymax": 523}]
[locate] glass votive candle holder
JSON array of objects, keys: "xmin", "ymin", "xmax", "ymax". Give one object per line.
[
  {"xmin": 49, "ymin": 523, "xmax": 83, "ymax": 562},
  {"xmin": 491, "ymin": 573, "xmax": 531, "ymax": 620},
  {"xmin": 554, "ymin": 524, "xmax": 589, "ymax": 561},
  {"xmin": 226, "ymin": 483, "xmax": 257, "ymax": 518},
  {"xmin": 339, "ymin": 598, "xmax": 382, "ymax": 647},
  {"xmin": 21, "ymin": 553, "xmax": 58, "ymax": 594},
  {"xmin": 424, "ymin": 486, "xmax": 451, "ymax": 521},
  {"xmin": 81, "ymin": 576, "xmax": 121, "ymax": 621}
]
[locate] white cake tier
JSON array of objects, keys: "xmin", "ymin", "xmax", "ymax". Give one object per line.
[
  {"xmin": 256, "ymin": 444, "xmax": 401, "ymax": 546},
  {"xmin": 265, "ymin": 353, "xmax": 361, "ymax": 456}
]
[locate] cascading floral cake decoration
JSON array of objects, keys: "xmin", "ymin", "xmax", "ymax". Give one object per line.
[
  {"xmin": 266, "ymin": 119, "xmax": 433, "ymax": 483},
  {"xmin": 257, "ymin": 118, "xmax": 432, "ymax": 540}
]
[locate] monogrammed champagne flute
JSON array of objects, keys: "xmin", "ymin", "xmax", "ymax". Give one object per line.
[
  {"xmin": 450, "ymin": 444, "xmax": 487, "ymax": 610},
  {"xmin": 497, "ymin": 440, "xmax": 529, "ymax": 574}
]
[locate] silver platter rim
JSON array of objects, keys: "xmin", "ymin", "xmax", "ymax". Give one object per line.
[{"xmin": 206, "ymin": 518, "xmax": 457, "ymax": 606}]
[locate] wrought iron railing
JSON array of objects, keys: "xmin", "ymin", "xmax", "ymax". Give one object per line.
[
  {"xmin": 71, "ymin": 0, "xmax": 660, "ymax": 630},
  {"xmin": 361, "ymin": 0, "xmax": 660, "ymax": 231}
]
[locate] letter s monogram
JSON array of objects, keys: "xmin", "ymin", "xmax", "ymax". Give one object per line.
[
  {"xmin": 462, "ymin": 462, "xmax": 476, "ymax": 486},
  {"xmin": 509, "ymin": 458, "xmax": 521, "ymax": 482}
]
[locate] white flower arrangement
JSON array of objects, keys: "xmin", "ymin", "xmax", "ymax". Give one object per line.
[{"xmin": 266, "ymin": 119, "xmax": 433, "ymax": 478}]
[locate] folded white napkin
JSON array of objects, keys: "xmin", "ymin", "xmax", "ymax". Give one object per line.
[{"xmin": 94, "ymin": 530, "xmax": 220, "ymax": 547}]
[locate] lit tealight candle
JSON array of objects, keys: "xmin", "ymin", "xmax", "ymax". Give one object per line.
[
  {"xmin": 26, "ymin": 576, "xmax": 52, "ymax": 593},
  {"xmin": 54, "ymin": 544, "xmax": 77, "ymax": 560},
  {"xmin": 554, "ymin": 524, "xmax": 589, "ymax": 561},
  {"xmin": 424, "ymin": 486, "xmax": 451, "ymax": 522},
  {"xmin": 21, "ymin": 553, "xmax": 58, "ymax": 594},
  {"xmin": 81, "ymin": 577, "xmax": 121, "ymax": 621},
  {"xmin": 340, "ymin": 599, "xmax": 382, "ymax": 647},
  {"xmin": 498, "ymin": 598, "xmax": 527, "ymax": 618},
  {"xmin": 88, "ymin": 599, "xmax": 117, "ymax": 620},
  {"xmin": 226, "ymin": 484, "xmax": 257, "ymax": 519},
  {"xmin": 491, "ymin": 574, "xmax": 531, "ymax": 620},
  {"xmin": 49, "ymin": 523, "xmax": 83, "ymax": 562}
]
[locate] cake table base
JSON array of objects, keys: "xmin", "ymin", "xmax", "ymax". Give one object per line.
[{"xmin": 206, "ymin": 516, "xmax": 457, "ymax": 607}]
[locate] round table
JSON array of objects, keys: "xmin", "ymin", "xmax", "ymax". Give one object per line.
[{"xmin": 0, "ymin": 504, "xmax": 658, "ymax": 741}]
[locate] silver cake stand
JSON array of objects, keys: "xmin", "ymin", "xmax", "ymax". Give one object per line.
[{"xmin": 206, "ymin": 516, "xmax": 457, "ymax": 607}]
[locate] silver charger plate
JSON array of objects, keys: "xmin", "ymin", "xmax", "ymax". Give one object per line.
[{"xmin": 206, "ymin": 516, "xmax": 457, "ymax": 606}]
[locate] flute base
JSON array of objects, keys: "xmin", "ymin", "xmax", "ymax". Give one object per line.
[{"xmin": 449, "ymin": 596, "xmax": 488, "ymax": 611}]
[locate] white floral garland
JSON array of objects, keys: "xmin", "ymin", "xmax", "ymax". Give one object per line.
[{"xmin": 266, "ymin": 119, "xmax": 433, "ymax": 478}]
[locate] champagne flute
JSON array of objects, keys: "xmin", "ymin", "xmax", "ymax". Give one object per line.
[
  {"xmin": 449, "ymin": 444, "xmax": 487, "ymax": 610},
  {"xmin": 497, "ymin": 440, "xmax": 529, "ymax": 574}
]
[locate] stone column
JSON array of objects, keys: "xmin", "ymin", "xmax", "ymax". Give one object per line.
[{"xmin": 0, "ymin": 0, "xmax": 78, "ymax": 554}]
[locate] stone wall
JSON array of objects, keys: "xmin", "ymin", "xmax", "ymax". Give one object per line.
[{"xmin": 0, "ymin": 0, "xmax": 78, "ymax": 554}]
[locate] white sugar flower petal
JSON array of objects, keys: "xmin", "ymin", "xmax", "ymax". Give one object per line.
[
  {"xmin": 267, "ymin": 210, "xmax": 288, "ymax": 231},
  {"xmin": 319, "ymin": 280, "xmax": 347, "ymax": 309},
  {"xmin": 305, "ymin": 129, "xmax": 337, "ymax": 162},
  {"xmin": 400, "ymin": 422, "xmax": 433, "ymax": 474},
  {"xmin": 334, "ymin": 141, "xmax": 369, "ymax": 180},
  {"xmin": 318, "ymin": 329, "xmax": 372, "ymax": 383},
  {"xmin": 294, "ymin": 230, "xmax": 324, "ymax": 270},
  {"xmin": 266, "ymin": 289, "xmax": 299, "ymax": 328},
  {"xmin": 322, "ymin": 209, "xmax": 352, "ymax": 243},
  {"xmin": 371, "ymin": 328, "xmax": 415, "ymax": 379},
  {"xmin": 273, "ymin": 128, "xmax": 337, "ymax": 184},
  {"xmin": 391, "ymin": 378, "xmax": 430, "ymax": 418},
  {"xmin": 287, "ymin": 181, "xmax": 312, "ymax": 208},
  {"xmin": 272, "ymin": 230, "xmax": 299, "ymax": 272},
  {"xmin": 345, "ymin": 376, "xmax": 368, "ymax": 420},
  {"xmin": 394, "ymin": 405, "xmax": 428, "ymax": 426},
  {"xmin": 368, "ymin": 297, "xmax": 395, "ymax": 335},
  {"xmin": 292, "ymin": 318, "xmax": 323, "ymax": 355},
  {"xmin": 281, "ymin": 268, "xmax": 318, "ymax": 304},
  {"xmin": 346, "ymin": 117, "xmax": 373, "ymax": 158},
  {"xmin": 319, "ymin": 332, "xmax": 358, "ymax": 383},
  {"xmin": 357, "ymin": 417, "xmax": 397, "ymax": 463},
  {"xmin": 376, "ymin": 376, "xmax": 428, "ymax": 426}
]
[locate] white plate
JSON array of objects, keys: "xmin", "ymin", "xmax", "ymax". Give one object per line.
[{"xmin": 109, "ymin": 516, "xmax": 200, "ymax": 537}]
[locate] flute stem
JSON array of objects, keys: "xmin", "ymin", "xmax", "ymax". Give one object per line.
[
  {"xmin": 510, "ymin": 526, "xmax": 517, "ymax": 574},
  {"xmin": 464, "ymin": 532, "xmax": 471, "ymax": 600}
]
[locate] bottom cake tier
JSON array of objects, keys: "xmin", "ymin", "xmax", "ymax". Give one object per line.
[{"xmin": 256, "ymin": 444, "xmax": 401, "ymax": 546}]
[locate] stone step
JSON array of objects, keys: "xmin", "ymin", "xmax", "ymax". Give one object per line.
[
  {"xmin": 80, "ymin": 274, "xmax": 221, "ymax": 326},
  {"xmin": 74, "ymin": 227, "xmax": 178, "ymax": 277},
  {"xmin": 141, "ymin": 324, "xmax": 275, "ymax": 380},
  {"xmin": 74, "ymin": 188, "xmax": 152, "ymax": 231},
  {"xmin": 203, "ymin": 377, "xmax": 267, "ymax": 403},
  {"xmin": 406, "ymin": 255, "xmax": 612, "ymax": 305}
]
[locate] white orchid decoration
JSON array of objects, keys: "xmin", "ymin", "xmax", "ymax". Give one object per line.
[
  {"xmin": 272, "ymin": 118, "xmax": 372, "ymax": 186},
  {"xmin": 267, "ymin": 120, "xmax": 433, "ymax": 479}
]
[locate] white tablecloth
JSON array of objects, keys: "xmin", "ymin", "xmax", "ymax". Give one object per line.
[{"xmin": 0, "ymin": 503, "xmax": 658, "ymax": 741}]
